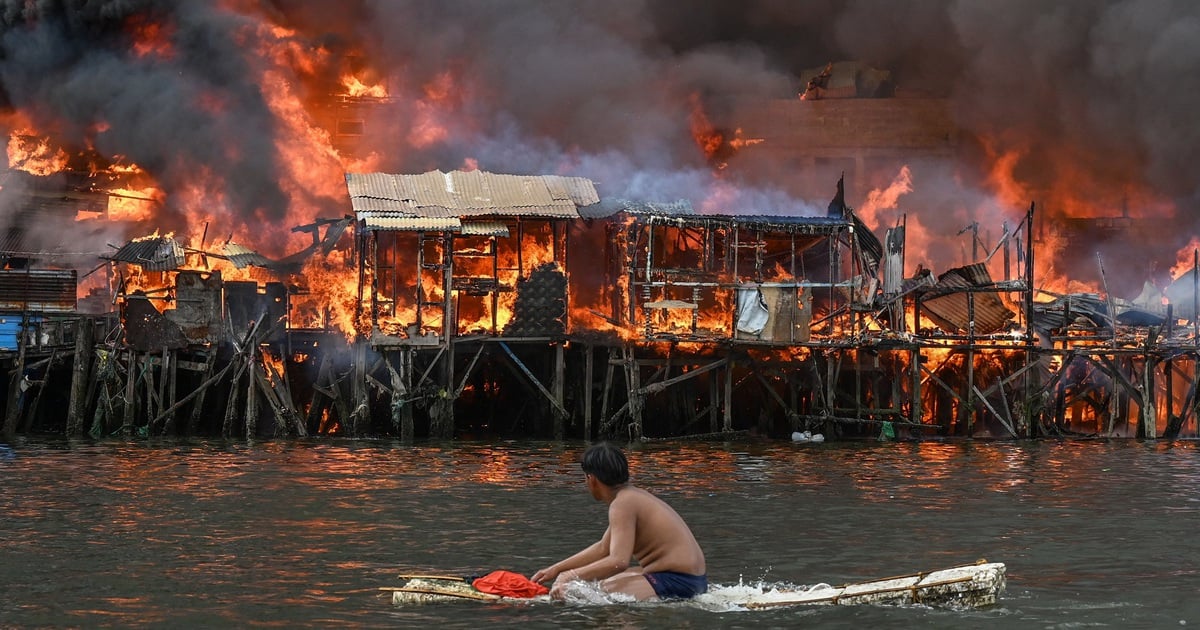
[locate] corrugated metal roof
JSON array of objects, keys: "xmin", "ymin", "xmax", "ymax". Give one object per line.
[
  {"xmin": 346, "ymin": 170, "xmax": 597, "ymax": 229},
  {"xmin": 590, "ymin": 199, "xmax": 849, "ymax": 233},
  {"xmin": 920, "ymin": 264, "xmax": 1015, "ymax": 334},
  {"xmin": 461, "ymin": 221, "xmax": 510, "ymax": 237},
  {"xmin": 0, "ymin": 269, "xmax": 76, "ymax": 312},
  {"xmin": 360, "ymin": 214, "xmax": 461, "ymax": 232},
  {"xmin": 107, "ymin": 235, "xmax": 185, "ymax": 271},
  {"xmin": 221, "ymin": 242, "xmax": 273, "ymax": 269}
]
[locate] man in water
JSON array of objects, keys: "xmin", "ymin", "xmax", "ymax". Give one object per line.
[{"xmin": 531, "ymin": 442, "xmax": 707, "ymax": 600}]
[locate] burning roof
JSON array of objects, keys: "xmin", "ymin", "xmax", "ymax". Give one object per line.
[{"xmin": 346, "ymin": 170, "xmax": 600, "ymax": 232}]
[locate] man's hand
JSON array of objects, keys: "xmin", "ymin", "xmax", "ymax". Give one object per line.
[
  {"xmin": 549, "ymin": 569, "xmax": 580, "ymax": 600},
  {"xmin": 531, "ymin": 566, "xmax": 557, "ymax": 584}
]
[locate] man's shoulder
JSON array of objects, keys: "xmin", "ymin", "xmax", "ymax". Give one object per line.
[{"xmin": 612, "ymin": 485, "xmax": 659, "ymax": 506}]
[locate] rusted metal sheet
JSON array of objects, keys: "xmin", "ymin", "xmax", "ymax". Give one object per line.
[
  {"xmin": 123, "ymin": 294, "xmax": 190, "ymax": 352},
  {"xmin": 0, "ymin": 269, "xmax": 76, "ymax": 312},
  {"xmin": 920, "ymin": 263, "xmax": 1015, "ymax": 334},
  {"xmin": 107, "ymin": 235, "xmax": 185, "ymax": 271},
  {"xmin": 164, "ymin": 270, "xmax": 222, "ymax": 344}
]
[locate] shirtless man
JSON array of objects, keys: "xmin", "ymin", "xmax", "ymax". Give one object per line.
[{"xmin": 531, "ymin": 442, "xmax": 707, "ymax": 601}]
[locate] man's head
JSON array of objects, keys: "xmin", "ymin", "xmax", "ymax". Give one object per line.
[{"xmin": 581, "ymin": 442, "xmax": 629, "ymax": 487}]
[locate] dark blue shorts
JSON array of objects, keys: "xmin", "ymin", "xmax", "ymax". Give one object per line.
[{"xmin": 644, "ymin": 571, "xmax": 708, "ymax": 599}]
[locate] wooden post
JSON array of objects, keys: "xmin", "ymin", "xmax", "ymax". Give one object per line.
[
  {"xmin": 123, "ymin": 350, "xmax": 137, "ymax": 436},
  {"xmin": 434, "ymin": 341, "xmax": 455, "ymax": 438},
  {"xmin": 553, "ymin": 342, "xmax": 565, "ymax": 440},
  {"xmin": 723, "ymin": 357, "xmax": 733, "ymax": 432},
  {"xmin": 146, "ymin": 353, "xmax": 228, "ymax": 435},
  {"xmin": 583, "ymin": 344, "xmax": 594, "ymax": 441},
  {"xmin": 66, "ymin": 317, "xmax": 95, "ymax": 436},
  {"xmin": 401, "ymin": 349, "xmax": 414, "ymax": 441},
  {"xmin": 22, "ymin": 351, "xmax": 54, "ymax": 434},
  {"xmin": 386, "ymin": 350, "xmax": 414, "ymax": 442},
  {"xmin": 158, "ymin": 348, "xmax": 169, "ymax": 425},
  {"xmin": 352, "ymin": 341, "xmax": 368, "ymax": 436},
  {"xmin": 306, "ymin": 353, "xmax": 332, "ymax": 434},
  {"xmin": 1024, "ymin": 203, "xmax": 1036, "ymax": 437},
  {"xmin": 143, "ymin": 353, "xmax": 158, "ymax": 427},
  {"xmin": 223, "ymin": 358, "xmax": 242, "ymax": 438},
  {"xmin": 599, "ymin": 347, "xmax": 616, "ymax": 438},
  {"xmin": 166, "ymin": 348, "xmax": 177, "ymax": 431},
  {"xmin": 709, "ymin": 368, "xmax": 720, "ymax": 433},
  {"xmin": 183, "ymin": 352, "xmax": 217, "ymax": 435},
  {"xmin": 245, "ymin": 354, "xmax": 259, "ymax": 439},
  {"xmin": 966, "ymin": 292, "xmax": 976, "ymax": 437},
  {"xmin": 1142, "ymin": 355, "xmax": 1157, "ymax": 439},
  {"xmin": 624, "ymin": 345, "xmax": 644, "ymax": 440}
]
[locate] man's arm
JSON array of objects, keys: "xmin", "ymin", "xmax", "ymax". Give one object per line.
[
  {"xmin": 532, "ymin": 528, "xmax": 611, "ymax": 584},
  {"xmin": 556, "ymin": 499, "xmax": 636, "ymax": 583}
]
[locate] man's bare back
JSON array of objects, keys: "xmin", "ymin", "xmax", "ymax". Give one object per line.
[{"xmin": 609, "ymin": 485, "xmax": 705, "ymax": 575}]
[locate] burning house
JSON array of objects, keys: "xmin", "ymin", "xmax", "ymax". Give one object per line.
[{"xmin": 3, "ymin": 3, "xmax": 1200, "ymax": 443}]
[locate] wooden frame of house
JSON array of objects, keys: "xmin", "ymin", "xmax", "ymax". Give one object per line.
[{"xmin": 346, "ymin": 170, "xmax": 599, "ymax": 346}]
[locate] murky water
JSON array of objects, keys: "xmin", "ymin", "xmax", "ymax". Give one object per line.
[{"xmin": 1, "ymin": 436, "xmax": 1198, "ymax": 628}]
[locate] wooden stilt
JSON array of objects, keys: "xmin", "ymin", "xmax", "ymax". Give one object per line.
[
  {"xmin": 583, "ymin": 344, "xmax": 594, "ymax": 440},
  {"xmin": 223, "ymin": 360, "xmax": 242, "ymax": 438},
  {"xmin": 624, "ymin": 345, "xmax": 644, "ymax": 440},
  {"xmin": 1142, "ymin": 355, "xmax": 1157, "ymax": 440},
  {"xmin": 22, "ymin": 351, "xmax": 54, "ymax": 434},
  {"xmin": 66, "ymin": 317, "xmax": 95, "ymax": 436},
  {"xmin": 352, "ymin": 341, "xmax": 368, "ymax": 436},
  {"xmin": 401, "ymin": 349, "xmax": 414, "ymax": 441},
  {"xmin": 123, "ymin": 350, "xmax": 137, "ymax": 436},
  {"xmin": 166, "ymin": 348, "xmax": 177, "ymax": 431},
  {"xmin": 143, "ymin": 353, "xmax": 159, "ymax": 427},
  {"xmin": 306, "ymin": 353, "xmax": 333, "ymax": 434},
  {"xmin": 553, "ymin": 342, "xmax": 565, "ymax": 440},
  {"xmin": 183, "ymin": 351, "xmax": 217, "ymax": 435},
  {"xmin": 147, "ymin": 354, "xmax": 230, "ymax": 435},
  {"xmin": 386, "ymin": 351, "xmax": 413, "ymax": 441},
  {"xmin": 599, "ymin": 347, "xmax": 616, "ymax": 438},
  {"xmin": 245, "ymin": 352, "xmax": 259, "ymax": 439},
  {"xmin": 722, "ymin": 358, "xmax": 733, "ymax": 432},
  {"xmin": 709, "ymin": 369, "xmax": 719, "ymax": 433}
]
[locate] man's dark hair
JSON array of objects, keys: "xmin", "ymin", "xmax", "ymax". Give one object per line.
[{"xmin": 581, "ymin": 442, "xmax": 629, "ymax": 486}]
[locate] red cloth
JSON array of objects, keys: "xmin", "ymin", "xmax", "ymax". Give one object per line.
[{"xmin": 471, "ymin": 570, "xmax": 549, "ymax": 598}]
